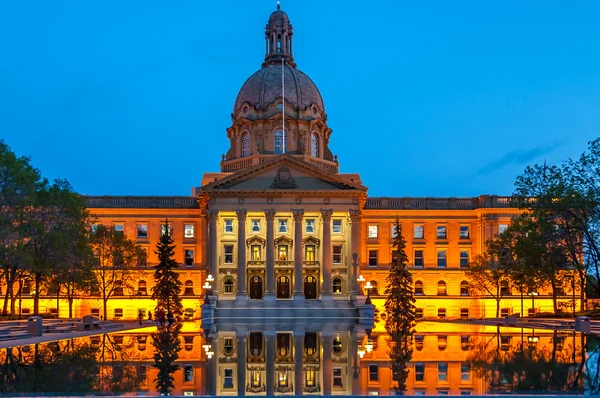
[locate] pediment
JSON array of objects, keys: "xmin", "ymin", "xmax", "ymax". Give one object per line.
[
  {"xmin": 202, "ymin": 155, "xmax": 367, "ymax": 193},
  {"xmin": 246, "ymin": 236, "xmax": 266, "ymax": 247}
]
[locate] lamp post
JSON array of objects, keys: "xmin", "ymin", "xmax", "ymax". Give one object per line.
[
  {"xmin": 566, "ymin": 273, "xmax": 576, "ymax": 317},
  {"xmin": 357, "ymin": 275, "xmax": 365, "ymax": 296},
  {"xmin": 203, "ymin": 281, "xmax": 212, "ymax": 304},
  {"xmin": 364, "ymin": 281, "xmax": 373, "ymax": 305},
  {"xmin": 528, "ymin": 291, "xmax": 538, "ymax": 317},
  {"xmin": 206, "ymin": 274, "xmax": 215, "ymax": 294}
]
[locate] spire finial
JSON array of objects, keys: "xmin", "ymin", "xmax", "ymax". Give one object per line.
[{"xmin": 277, "ymin": 1, "xmax": 280, "ymax": 10}]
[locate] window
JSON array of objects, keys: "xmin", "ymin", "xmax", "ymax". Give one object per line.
[
  {"xmin": 460, "ymin": 225, "xmax": 469, "ymax": 239},
  {"xmin": 460, "ymin": 250, "xmax": 469, "ymax": 267},
  {"xmin": 437, "ymin": 281, "xmax": 447, "ymax": 296},
  {"xmin": 333, "ymin": 278, "xmax": 342, "ymax": 294},
  {"xmin": 437, "ymin": 250, "xmax": 447, "ymax": 268},
  {"xmin": 500, "ymin": 280, "xmax": 510, "ymax": 295},
  {"xmin": 499, "ymin": 224, "xmax": 508, "ymax": 234},
  {"xmin": 438, "ymin": 391, "xmax": 449, "ymax": 396},
  {"xmin": 369, "ymin": 280, "xmax": 378, "ymax": 295},
  {"xmin": 415, "ymin": 308, "xmax": 424, "ymax": 319},
  {"xmin": 332, "ymin": 219, "xmax": 343, "ymax": 233},
  {"xmin": 184, "ymin": 224, "xmax": 195, "ymax": 238},
  {"xmin": 414, "ymin": 250, "xmax": 424, "ymax": 267},
  {"xmin": 461, "ymin": 363, "xmax": 470, "ymax": 382},
  {"xmin": 251, "ymin": 219, "xmax": 261, "ymax": 233},
  {"xmin": 415, "ymin": 362, "xmax": 425, "ymax": 382},
  {"xmin": 223, "ymin": 368, "xmax": 234, "ymax": 388},
  {"xmin": 224, "ymin": 245, "xmax": 234, "ymax": 264},
  {"xmin": 438, "ymin": 308, "xmax": 446, "ymax": 319},
  {"xmin": 224, "ymin": 278, "xmax": 234, "ymax": 294},
  {"xmin": 224, "ymin": 219, "xmax": 234, "ymax": 233},
  {"xmin": 368, "ymin": 364, "xmax": 378, "ymax": 381},
  {"xmin": 241, "ymin": 133, "xmax": 250, "ymax": 157},
  {"xmin": 368, "ymin": 250, "xmax": 378, "ymax": 266},
  {"xmin": 184, "ymin": 280, "xmax": 194, "ymax": 295},
  {"xmin": 278, "ymin": 219, "xmax": 288, "ymax": 233},
  {"xmin": 251, "ymin": 370, "xmax": 262, "ymax": 388},
  {"xmin": 251, "ymin": 245, "xmax": 261, "ymax": 261},
  {"xmin": 305, "ymin": 367, "xmax": 316, "ymax": 387},
  {"xmin": 91, "ymin": 224, "xmax": 99, "ymax": 234},
  {"xmin": 501, "ymin": 308, "xmax": 510, "ymax": 317},
  {"xmin": 138, "ymin": 280, "xmax": 147, "ymax": 295},
  {"xmin": 311, "ymin": 132, "xmax": 319, "ymax": 157},
  {"xmin": 114, "ymin": 223, "xmax": 124, "ymax": 234},
  {"xmin": 391, "ymin": 223, "xmax": 400, "ymax": 238},
  {"xmin": 461, "ymin": 336, "xmax": 470, "ymax": 351},
  {"xmin": 414, "ymin": 224, "xmax": 424, "ymax": 239},
  {"xmin": 333, "ymin": 337, "xmax": 343, "ymax": 353},
  {"xmin": 21, "ymin": 308, "xmax": 30, "ymax": 315},
  {"xmin": 415, "ymin": 335, "xmax": 424, "ymax": 350},
  {"xmin": 438, "ymin": 362, "xmax": 448, "ymax": 382},
  {"xmin": 137, "ymin": 224, "xmax": 148, "ymax": 238},
  {"xmin": 114, "ymin": 308, "xmax": 123, "ymax": 319},
  {"xmin": 305, "ymin": 219, "xmax": 315, "ymax": 233},
  {"xmin": 332, "ymin": 245, "xmax": 342, "ymax": 264},
  {"xmin": 224, "ymin": 338, "xmax": 234, "ymax": 355},
  {"xmin": 114, "ymin": 281, "xmax": 124, "ymax": 296},
  {"xmin": 460, "ymin": 308, "xmax": 469, "ymax": 320},
  {"xmin": 437, "ymin": 225, "xmax": 447, "ymax": 239},
  {"xmin": 460, "ymin": 281, "xmax": 469, "ymax": 296},
  {"xmin": 278, "ymin": 245, "xmax": 288, "ymax": 261},
  {"xmin": 184, "ymin": 249, "xmax": 194, "ymax": 266},
  {"xmin": 274, "ymin": 129, "xmax": 286, "ymax": 154},
  {"xmin": 461, "ymin": 391, "xmax": 471, "ymax": 396},
  {"xmin": 183, "ymin": 364, "xmax": 193, "ymax": 382},
  {"xmin": 501, "ymin": 336, "xmax": 511, "ymax": 351},
  {"xmin": 305, "ymin": 245, "xmax": 315, "ymax": 262},
  {"xmin": 161, "ymin": 223, "xmax": 172, "ymax": 236},
  {"xmin": 415, "ymin": 281, "xmax": 424, "ymax": 295},
  {"xmin": 277, "ymin": 371, "xmax": 288, "ymax": 387},
  {"xmin": 333, "ymin": 367, "xmax": 343, "ymax": 387},
  {"xmin": 91, "ymin": 308, "xmax": 100, "ymax": 317},
  {"xmin": 438, "ymin": 335, "xmax": 447, "ymax": 351},
  {"xmin": 368, "ymin": 225, "xmax": 378, "ymax": 238}
]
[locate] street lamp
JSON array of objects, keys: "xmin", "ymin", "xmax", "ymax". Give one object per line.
[
  {"xmin": 364, "ymin": 281, "xmax": 373, "ymax": 305},
  {"xmin": 527, "ymin": 335, "xmax": 539, "ymax": 347},
  {"xmin": 203, "ymin": 281, "xmax": 212, "ymax": 304},
  {"xmin": 357, "ymin": 275, "xmax": 365, "ymax": 295},
  {"xmin": 528, "ymin": 291, "xmax": 538, "ymax": 317}
]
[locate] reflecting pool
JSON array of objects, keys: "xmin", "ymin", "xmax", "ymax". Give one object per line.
[{"xmin": 0, "ymin": 320, "xmax": 598, "ymax": 396}]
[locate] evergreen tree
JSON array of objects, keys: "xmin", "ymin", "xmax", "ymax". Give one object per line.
[
  {"xmin": 152, "ymin": 324, "xmax": 182, "ymax": 395},
  {"xmin": 151, "ymin": 220, "xmax": 183, "ymax": 321},
  {"xmin": 384, "ymin": 219, "xmax": 416, "ymax": 394}
]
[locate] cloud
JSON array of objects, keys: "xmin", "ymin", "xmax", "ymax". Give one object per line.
[{"xmin": 475, "ymin": 142, "xmax": 561, "ymax": 176}]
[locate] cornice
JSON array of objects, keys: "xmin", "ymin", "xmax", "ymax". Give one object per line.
[
  {"xmin": 362, "ymin": 208, "xmax": 523, "ymax": 217},
  {"xmin": 89, "ymin": 208, "xmax": 202, "ymax": 216}
]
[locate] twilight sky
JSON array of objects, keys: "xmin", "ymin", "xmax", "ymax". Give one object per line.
[{"xmin": 1, "ymin": 1, "xmax": 599, "ymax": 197}]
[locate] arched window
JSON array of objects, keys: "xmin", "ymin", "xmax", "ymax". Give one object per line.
[
  {"xmin": 274, "ymin": 129, "xmax": 286, "ymax": 154},
  {"xmin": 460, "ymin": 281, "xmax": 469, "ymax": 296},
  {"xmin": 184, "ymin": 280, "xmax": 194, "ymax": 296},
  {"xmin": 224, "ymin": 278, "xmax": 234, "ymax": 294},
  {"xmin": 333, "ymin": 278, "xmax": 342, "ymax": 294},
  {"xmin": 437, "ymin": 281, "xmax": 447, "ymax": 296},
  {"xmin": 311, "ymin": 132, "xmax": 319, "ymax": 157},
  {"xmin": 370, "ymin": 280, "xmax": 378, "ymax": 295},
  {"xmin": 241, "ymin": 133, "xmax": 250, "ymax": 157},
  {"xmin": 304, "ymin": 333, "xmax": 317, "ymax": 356},
  {"xmin": 415, "ymin": 281, "xmax": 424, "ymax": 295},
  {"xmin": 137, "ymin": 280, "xmax": 147, "ymax": 295},
  {"xmin": 184, "ymin": 336, "xmax": 194, "ymax": 352}
]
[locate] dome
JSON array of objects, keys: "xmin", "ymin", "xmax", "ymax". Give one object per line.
[{"xmin": 234, "ymin": 65, "xmax": 325, "ymax": 113}]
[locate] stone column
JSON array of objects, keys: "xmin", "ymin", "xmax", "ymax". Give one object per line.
[
  {"xmin": 293, "ymin": 329, "xmax": 304, "ymax": 396},
  {"xmin": 237, "ymin": 331, "xmax": 247, "ymax": 396},
  {"xmin": 292, "ymin": 209, "xmax": 305, "ymax": 302},
  {"xmin": 208, "ymin": 210, "xmax": 219, "ymax": 297},
  {"xmin": 265, "ymin": 210, "xmax": 276, "ymax": 301},
  {"xmin": 322, "ymin": 330, "xmax": 333, "ymax": 396},
  {"xmin": 349, "ymin": 210, "xmax": 362, "ymax": 301},
  {"xmin": 265, "ymin": 330, "xmax": 276, "ymax": 396},
  {"xmin": 321, "ymin": 209, "xmax": 333, "ymax": 301},
  {"xmin": 206, "ymin": 334, "xmax": 218, "ymax": 396},
  {"xmin": 236, "ymin": 209, "xmax": 248, "ymax": 301}
]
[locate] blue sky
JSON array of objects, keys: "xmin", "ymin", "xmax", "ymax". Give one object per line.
[{"xmin": 1, "ymin": 1, "xmax": 599, "ymax": 197}]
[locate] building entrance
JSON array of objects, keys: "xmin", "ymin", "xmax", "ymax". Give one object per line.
[
  {"xmin": 304, "ymin": 276, "xmax": 317, "ymax": 299},
  {"xmin": 249, "ymin": 276, "xmax": 263, "ymax": 299},
  {"xmin": 277, "ymin": 276, "xmax": 290, "ymax": 299}
]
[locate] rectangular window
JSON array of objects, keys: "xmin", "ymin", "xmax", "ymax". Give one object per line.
[
  {"xmin": 460, "ymin": 250, "xmax": 469, "ymax": 268},
  {"xmin": 223, "ymin": 219, "xmax": 234, "ymax": 233},
  {"xmin": 332, "ymin": 245, "xmax": 342, "ymax": 264},
  {"xmin": 223, "ymin": 368, "xmax": 234, "ymax": 389},
  {"xmin": 438, "ymin": 308, "xmax": 446, "ymax": 319},
  {"xmin": 414, "ymin": 224, "xmax": 424, "ymax": 239},
  {"xmin": 251, "ymin": 219, "xmax": 261, "ymax": 233},
  {"xmin": 305, "ymin": 367, "xmax": 316, "ymax": 387},
  {"xmin": 461, "ymin": 392, "xmax": 471, "ymax": 396},
  {"xmin": 278, "ymin": 219, "xmax": 288, "ymax": 233},
  {"xmin": 368, "ymin": 364, "xmax": 378, "ymax": 381},
  {"xmin": 91, "ymin": 308, "xmax": 100, "ymax": 317},
  {"xmin": 438, "ymin": 335, "xmax": 447, "ymax": 351},
  {"xmin": 224, "ymin": 245, "xmax": 234, "ymax": 264},
  {"xmin": 437, "ymin": 250, "xmax": 447, "ymax": 268},
  {"xmin": 368, "ymin": 250, "xmax": 378, "ymax": 267},
  {"xmin": 460, "ymin": 308, "xmax": 469, "ymax": 320},
  {"xmin": 184, "ymin": 249, "xmax": 194, "ymax": 267},
  {"xmin": 415, "ymin": 335, "xmax": 424, "ymax": 350},
  {"xmin": 438, "ymin": 362, "xmax": 448, "ymax": 382},
  {"xmin": 501, "ymin": 308, "xmax": 510, "ymax": 317},
  {"xmin": 137, "ymin": 224, "xmax": 148, "ymax": 238},
  {"xmin": 184, "ymin": 364, "xmax": 193, "ymax": 382},
  {"xmin": 184, "ymin": 224, "xmax": 195, "ymax": 238},
  {"xmin": 461, "ymin": 363, "xmax": 470, "ymax": 382},
  {"xmin": 251, "ymin": 245, "xmax": 261, "ymax": 261},
  {"xmin": 332, "ymin": 219, "xmax": 343, "ymax": 233},
  {"xmin": 305, "ymin": 245, "xmax": 316, "ymax": 262},
  {"xmin": 499, "ymin": 224, "xmax": 508, "ymax": 234},
  {"xmin": 368, "ymin": 225, "xmax": 378, "ymax": 239},
  {"xmin": 437, "ymin": 225, "xmax": 447, "ymax": 239},
  {"xmin": 461, "ymin": 336, "xmax": 470, "ymax": 351},
  {"xmin": 415, "ymin": 362, "xmax": 425, "ymax": 382},
  {"xmin": 438, "ymin": 392, "xmax": 449, "ymax": 396},
  {"xmin": 278, "ymin": 245, "xmax": 288, "ymax": 261},
  {"xmin": 460, "ymin": 225, "xmax": 470, "ymax": 239},
  {"xmin": 415, "ymin": 308, "xmax": 424, "ymax": 319},
  {"xmin": 414, "ymin": 250, "xmax": 424, "ymax": 267},
  {"xmin": 333, "ymin": 367, "xmax": 343, "ymax": 387},
  {"xmin": 114, "ymin": 308, "xmax": 123, "ymax": 319},
  {"xmin": 501, "ymin": 336, "xmax": 511, "ymax": 351},
  {"xmin": 114, "ymin": 223, "xmax": 124, "ymax": 234},
  {"xmin": 305, "ymin": 219, "xmax": 315, "ymax": 233}
]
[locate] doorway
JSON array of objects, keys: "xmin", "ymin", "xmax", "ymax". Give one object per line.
[
  {"xmin": 304, "ymin": 276, "xmax": 317, "ymax": 299},
  {"xmin": 249, "ymin": 276, "xmax": 263, "ymax": 299},
  {"xmin": 277, "ymin": 276, "xmax": 290, "ymax": 299}
]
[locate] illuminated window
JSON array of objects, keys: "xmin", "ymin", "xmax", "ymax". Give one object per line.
[
  {"xmin": 277, "ymin": 333, "xmax": 290, "ymax": 356},
  {"xmin": 305, "ymin": 367, "xmax": 316, "ymax": 387},
  {"xmin": 332, "ymin": 245, "xmax": 342, "ymax": 264},
  {"xmin": 461, "ymin": 363, "xmax": 470, "ymax": 382},
  {"xmin": 223, "ymin": 368, "xmax": 234, "ymax": 388},
  {"xmin": 137, "ymin": 224, "xmax": 148, "ymax": 238},
  {"xmin": 184, "ymin": 308, "xmax": 194, "ymax": 320},
  {"xmin": 114, "ymin": 223, "xmax": 124, "ymax": 234},
  {"xmin": 415, "ymin": 362, "xmax": 425, "ymax": 381},
  {"xmin": 368, "ymin": 250, "xmax": 378, "ymax": 266},
  {"xmin": 438, "ymin": 335, "xmax": 447, "ymax": 351},
  {"xmin": 305, "ymin": 219, "xmax": 315, "ymax": 233},
  {"xmin": 251, "ymin": 219, "xmax": 261, "ymax": 233},
  {"xmin": 224, "ymin": 338, "xmax": 234, "ymax": 355},
  {"xmin": 333, "ymin": 367, "xmax": 343, "ymax": 387},
  {"xmin": 251, "ymin": 370, "xmax": 262, "ymax": 388},
  {"xmin": 414, "ymin": 224, "xmax": 424, "ymax": 239},
  {"xmin": 438, "ymin": 362, "xmax": 448, "ymax": 382},
  {"xmin": 437, "ymin": 225, "xmax": 447, "ymax": 239},
  {"xmin": 305, "ymin": 245, "xmax": 316, "ymax": 262},
  {"xmin": 415, "ymin": 308, "xmax": 424, "ymax": 319},
  {"xmin": 460, "ymin": 250, "xmax": 469, "ymax": 267},
  {"xmin": 184, "ymin": 224, "xmax": 195, "ymax": 238},
  {"xmin": 224, "ymin": 245, "xmax": 234, "ymax": 264},
  {"xmin": 437, "ymin": 250, "xmax": 447, "ymax": 268},
  {"xmin": 415, "ymin": 335, "xmax": 424, "ymax": 350},
  {"xmin": 278, "ymin": 219, "xmax": 288, "ymax": 233},
  {"xmin": 370, "ymin": 280, "xmax": 378, "ymax": 295},
  {"xmin": 184, "ymin": 249, "xmax": 194, "ymax": 266},
  {"xmin": 332, "ymin": 219, "xmax": 343, "ymax": 233},
  {"xmin": 224, "ymin": 219, "xmax": 234, "ymax": 233},
  {"xmin": 437, "ymin": 281, "xmax": 447, "ymax": 296},
  {"xmin": 251, "ymin": 245, "xmax": 261, "ymax": 261},
  {"xmin": 438, "ymin": 308, "xmax": 446, "ymax": 319},
  {"xmin": 274, "ymin": 129, "xmax": 286, "ymax": 154},
  {"xmin": 333, "ymin": 337, "xmax": 343, "ymax": 353},
  {"xmin": 369, "ymin": 364, "xmax": 378, "ymax": 381},
  {"xmin": 414, "ymin": 250, "xmax": 424, "ymax": 267},
  {"xmin": 241, "ymin": 133, "xmax": 250, "ymax": 157},
  {"xmin": 460, "ymin": 225, "xmax": 469, "ymax": 239},
  {"xmin": 460, "ymin": 308, "xmax": 469, "ymax": 320},
  {"xmin": 311, "ymin": 132, "xmax": 319, "ymax": 157},
  {"xmin": 415, "ymin": 281, "xmax": 424, "ymax": 295},
  {"xmin": 277, "ymin": 371, "xmax": 288, "ymax": 387},
  {"xmin": 499, "ymin": 224, "xmax": 508, "ymax": 234},
  {"xmin": 278, "ymin": 245, "xmax": 288, "ymax": 261},
  {"xmin": 368, "ymin": 225, "xmax": 378, "ymax": 238},
  {"xmin": 460, "ymin": 281, "xmax": 469, "ymax": 295}
]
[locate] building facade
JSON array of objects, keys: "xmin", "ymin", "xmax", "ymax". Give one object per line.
[{"xmin": 0, "ymin": 6, "xmax": 581, "ymax": 320}]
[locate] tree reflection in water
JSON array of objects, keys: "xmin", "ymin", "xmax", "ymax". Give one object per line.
[{"xmin": 152, "ymin": 323, "xmax": 182, "ymax": 395}]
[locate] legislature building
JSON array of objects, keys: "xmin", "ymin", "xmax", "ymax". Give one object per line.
[{"xmin": 3, "ymin": 6, "xmax": 577, "ymax": 321}]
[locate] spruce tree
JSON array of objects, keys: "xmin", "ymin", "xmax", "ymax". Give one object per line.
[
  {"xmin": 151, "ymin": 219, "xmax": 183, "ymax": 321},
  {"xmin": 384, "ymin": 219, "xmax": 416, "ymax": 394},
  {"xmin": 152, "ymin": 323, "xmax": 182, "ymax": 395}
]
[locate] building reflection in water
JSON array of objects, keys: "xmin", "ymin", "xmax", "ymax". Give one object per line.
[{"xmin": 0, "ymin": 321, "xmax": 599, "ymax": 395}]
